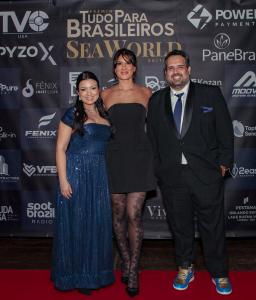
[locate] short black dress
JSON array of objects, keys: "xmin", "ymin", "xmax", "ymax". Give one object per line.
[{"xmin": 106, "ymin": 103, "xmax": 156, "ymax": 193}]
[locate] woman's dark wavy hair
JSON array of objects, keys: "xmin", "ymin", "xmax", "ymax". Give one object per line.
[
  {"xmin": 113, "ymin": 48, "xmax": 137, "ymax": 81},
  {"xmin": 73, "ymin": 71, "xmax": 109, "ymax": 135}
]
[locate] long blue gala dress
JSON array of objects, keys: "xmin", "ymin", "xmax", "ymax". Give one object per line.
[{"xmin": 51, "ymin": 107, "xmax": 114, "ymax": 290}]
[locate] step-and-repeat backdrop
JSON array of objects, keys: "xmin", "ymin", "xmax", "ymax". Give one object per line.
[{"xmin": 0, "ymin": 0, "xmax": 256, "ymax": 237}]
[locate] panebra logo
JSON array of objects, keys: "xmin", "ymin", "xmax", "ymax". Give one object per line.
[
  {"xmin": 187, "ymin": 4, "xmax": 212, "ymax": 30},
  {"xmin": 214, "ymin": 33, "xmax": 230, "ymax": 50}
]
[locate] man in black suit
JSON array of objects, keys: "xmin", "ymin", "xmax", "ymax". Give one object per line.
[{"xmin": 147, "ymin": 50, "xmax": 234, "ymax": 295}]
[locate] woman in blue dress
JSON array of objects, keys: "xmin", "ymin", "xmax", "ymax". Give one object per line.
[{"xmin": 52, "ymin": 71, "xmax": 114, "ymax": 295}]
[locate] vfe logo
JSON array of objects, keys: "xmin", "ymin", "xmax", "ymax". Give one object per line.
[{"xmin": 0, "ymin": 11, "xmax": 49, "ymax": 33}]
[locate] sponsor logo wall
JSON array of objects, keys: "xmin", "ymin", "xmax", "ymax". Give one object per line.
[{"xmin": 0, "ymin": 0, "xmax": 255, "ymax": 237}]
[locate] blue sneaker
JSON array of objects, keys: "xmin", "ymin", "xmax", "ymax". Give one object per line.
[
  {"xmin": 212, "ymin": 277, "xmax": 232, "ymax": 295},
  {"xmin": 173, "ymin": 266, "xmax": 194, "ymax": 290}
]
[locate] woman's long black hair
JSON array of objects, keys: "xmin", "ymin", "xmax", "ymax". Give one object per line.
[{"xmin": 73, "ymin": 71, "xmax": 109, "ymax": 135}]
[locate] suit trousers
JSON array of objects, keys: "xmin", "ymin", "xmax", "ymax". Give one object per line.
[{"xmin": 160, "ymin": 165, "xmax": 229, "ymax": 277}]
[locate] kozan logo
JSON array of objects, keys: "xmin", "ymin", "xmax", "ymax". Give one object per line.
[
  {"xmin": 22, "ymin": 79, "xmax": 34, "ymax": 97},
  {"xmin": 0, "ymin": 11, "xmax": 49, "ymax": 33},
  {"xmin": 187, "ymin": 4, "xmax": 212, "ymax": 30},
  {"xmin": 23, "ymin": 162, "xmax": 57, "ymax": 177},
  {"xmin": 214, "ymin": 33, "xmax": 230, "ymax": 50},
  {"xmin": 232, "ymin": 71, "xmax": 256, "ymax": 97},
  {"xmin": 38, "ymin": 112, "xmax": 56, "ymax": 128},
  {"xmin": 0, "ymin": 155, "xmax": 8, "ymax": 176},
  {"xmin": 145, "ymin": 76, "xmax": 166, "ymax": 92},
  {"xmin": 233, "ymin": 120, "xmax": 244, "ymax": 138},
  {"xmin": 69, "ymin": 72, "xmax": 81, "ymax": 96}
]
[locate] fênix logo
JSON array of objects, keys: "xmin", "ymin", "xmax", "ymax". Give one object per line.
[
  {"xmin": 25, "ymin": 112, "xmax": 57, "ymax": 139},
  {"xmin": 23, "ymin": 162, "xmax": 57, "ymax": 177},
  {"xmin": 0, "ymin": 11, "xmax": 49, "ymax": 35},
  {"xmin": 187, "ymin": 4, "xmax": 212, "ymax": 30},
  {"xmin": 232, "ymin": 71, "xmax": 256, "ymax": 98},
  {"xmin": 202, "ymin": 33, "xmax": 255, "ymax": 62},
  {"xmin": 38, "ymin": 112, "xmax": 56, "ymax": 128},
  {"xmin": 22, "ymin": 79, "xmax": 58, "ymax": 98},
  {"xmin": 0, "ymin": 155, "xmax": 8, "ymax": 175},
  {"xmin": 145, "ymin": 76, "xmax": 166, "ymax": 92}
]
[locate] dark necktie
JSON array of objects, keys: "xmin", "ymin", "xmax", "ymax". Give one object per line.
[{"xmin": 173, "ymin": 92, "xmax": 184, "ymax": 132}]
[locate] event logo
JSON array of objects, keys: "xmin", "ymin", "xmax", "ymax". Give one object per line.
[
  {"xmin": 232, "ymin": 71, "xmax": 256, "ymax": 98},
  {"xmin": 69, "ymin": 72, "xmax": 81, "ymax": 96},
  {"xmin": 202, "ymin": 33, "xmax": 256, "ymax": 62},
  {"xmin": 187, "ymin": 4, "xmax": 212, "ymax": 30},
  {"xmin": 145, "ymin": 76, "xmax": 166, "ymax": 92},
  {"xmin": 26, "ymin": 202, "xmax": 55, "ymax": 224},
  {"xmin": 191, "ymin": 78, "xmax": 222, "ymax": 86},
  {"xmin": 22, "ymin": 79, "xmax": 34, "ymax": 97},
  {"xmin": 66, "ymin": 9, "xmax": 180, "ymax": 60},
  {"xmin": 23, "ymin": 162, "xmax": 56, "ymax": 177},
  {"xmin": 0, "ymin": 205, "xmax": 14, "ymax": 222},
  {"xmin": 233, "ymin": 120, "xmax": 256, "ymax": 138},
  {"xmin": 0, "ymin": 82, "xmax": 18, "ymax": 95},
  {"xmin": 0, "ymin": 126, "xmax": 16, "ymax": 142},
  {"xmin": 146, "ymin": 205, "xmax": 166, "ymax": 220},
  {"xmin": 0, "ymin": 42, "xmax": 56, "ymax": 65},
  {"xmin": 230, "ymin": 163, "xmax": 256, "ymax": 178},
  {"xmin": 25, "ymin": 112, "xmax": 57, "ymax": 138},
  {"xmin": 22, "ymin": 78, "xmax": 58, "ymax": 98},
  {"xmin": 187, "ymin": 5, "xmax": 256, "ymax": 28},
  {"xmin": 0, "ymin": 11, "xmax": 49, "ymax": 35},
  {"xmin": 213, "ymin": 33, "xmax": 230, "ymax": 50},
  {"xmin": 0, "ymin": 155, "xmax": 8, "ymax": 175}
]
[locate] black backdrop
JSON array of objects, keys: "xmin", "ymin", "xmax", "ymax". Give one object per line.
[{"xmin": 0, "ymin": 0, "xmax": 256, "ymax": 237}]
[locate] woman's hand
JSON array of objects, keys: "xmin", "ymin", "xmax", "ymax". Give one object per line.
[{"xmin": 60, "ymin": 180, "xmax": 73, "ymax": 199}]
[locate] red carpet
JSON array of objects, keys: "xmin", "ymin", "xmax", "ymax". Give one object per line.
[{"xmin": 0, "ymin": 270, "xmax": 250, "ymax": 300}]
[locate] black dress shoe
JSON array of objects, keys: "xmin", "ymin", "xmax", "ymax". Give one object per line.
[
  {"xmin": 78, "ymin": 288, "xmax": 92, "ymax": 295},
  {"xmin": 126, "ymin": 286, "xmax": 139, "ymax": 297}
]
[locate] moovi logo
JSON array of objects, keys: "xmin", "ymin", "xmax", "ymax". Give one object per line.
[
  {"xmin": 22, "ymin": 79, "xmax": 34, "ymax": 97},
  {"xmin": 234, "ymin": 71, "xmax": 256, "ymax": 88},
  {"xmin": 187, "ymin": 4, "xmax": 212, "ymax": 30}
]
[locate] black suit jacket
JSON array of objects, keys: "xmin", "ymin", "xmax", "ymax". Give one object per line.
[{"xmin": 147, "ymin": 81, "xmax": 234, "ymax": 186}]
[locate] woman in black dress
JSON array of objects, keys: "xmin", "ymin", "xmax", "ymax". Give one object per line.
[{"xmin": 102, "ymin": 48, "xmax": 155, "ymax": 297}]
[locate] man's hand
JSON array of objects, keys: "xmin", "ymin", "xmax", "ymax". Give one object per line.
[{"xmin": 220, "ymin": 165, "xmax": 229, "ymax": 177}]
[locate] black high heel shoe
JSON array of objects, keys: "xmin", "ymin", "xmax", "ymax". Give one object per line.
[
  {"xmin": 121, "ymin": 261, "xmax": 130, "ymax": 285},
  {"xmin": 126, "ymin": 271, "xmax": 139, "ymax": 297}
]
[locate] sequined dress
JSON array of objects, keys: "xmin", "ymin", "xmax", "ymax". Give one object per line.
[{"xmin": 51, "ymin": 107, "xmax": 114, "ymax": 290}]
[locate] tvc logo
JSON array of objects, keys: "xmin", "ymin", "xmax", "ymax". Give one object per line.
[
  {"xmin": 187, "ymin": 4, "xmax": 212, "ymax": 30},
  {"xmin": 0, "ymin": 11, "xmax": 49, "ymax": 34}
]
